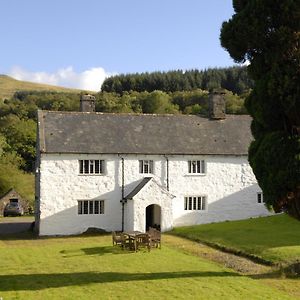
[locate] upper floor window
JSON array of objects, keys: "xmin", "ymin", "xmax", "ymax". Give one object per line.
[
  {"xmin": 139, "ymin": 160, "xmax": 153, "ymax": 174},
  {"xmin": 79, "ymin": 160, "xmax": 104, "ymax": 174},
  {"xmin": 188, "ymin": 160, "xmax": 205, "ymax": 174},
  {"xmin": 78, "ymin": 200, "xmax": 104, "ymax": 215},
  {"xmin": 257, "ymin": 192, "xmax": 265, "ymax": 204},
  {"xmin": 184, "ymin": 196, "xmax": 207, "ymax": 211}
]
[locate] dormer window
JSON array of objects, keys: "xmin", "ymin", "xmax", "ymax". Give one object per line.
[
  {"xmin": 79, "ymin": 160, "xmax": 104, "ymax": 174},
  {"xmin": 188, "ymin": 160, "xmax": 206, "ymax": 174},
  {"xmin": 139, "ymin": 160, "xmax": 153, "ymax": 174}
]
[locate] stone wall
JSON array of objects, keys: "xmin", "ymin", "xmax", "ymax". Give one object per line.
[
  {"xmin": 37, "ymin": 153, "xmax": 271, "ymax": 235},
  {"xmin": 0, "ymin": 189, "xmax": 28, "ymax": 216}
]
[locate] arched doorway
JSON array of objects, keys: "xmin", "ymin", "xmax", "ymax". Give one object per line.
[{"xmin": 145, "ymin": 204, "xmax": 161, "ymax": 231}]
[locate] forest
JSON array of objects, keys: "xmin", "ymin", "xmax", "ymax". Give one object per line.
[
  {"xmin": 101, "ymin": 66, "xmax": 253, "ymax": 95},
  {"xmin": 0, "ymin": 66, "xmax": 252, "ymax": 208}
]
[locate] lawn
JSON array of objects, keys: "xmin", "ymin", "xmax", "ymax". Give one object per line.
[
  {"xmin": 0, "ymin": 233, "xmax": 296, "ymax": 299},
  {"xmin": 171, "ymin": 214, "xmax": 300, "ymax": 264}
]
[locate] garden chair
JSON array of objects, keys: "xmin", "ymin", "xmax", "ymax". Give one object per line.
[
  {"xmin": 135, "ymin": 233, "xmax": 151, "ymax": 252},
  {"xmin": 121, "ymin": 233, "xmax": 135, "ymax": 250},
  {"xmin": 112, "ymin": 231, "xmax": 123, "ymax": 246},
  {"xmin": 148, "ymin": 227, "xmax": 161, "ymax": 249}
]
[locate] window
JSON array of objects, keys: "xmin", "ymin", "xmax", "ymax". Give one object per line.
[
  {"xmin": 9, "ymin": 198, "xmax": 18, "ymax": 203},
  {"xmin": 257, "ymin": 192, "xmax": 264, "ymax": 204},
  {"xmin": 79, "ymin": 160, "xmax": 104, "ymax": 174},
  {"xmin": 139, "ymin": 160, "xmax": 153, "ymax": 174},
  {"xmin": 78, "ymin": 200, "xmax": 104, "ymax": 215},
  {"xmin": 188, "ymin": 160, "xmax": 205, "ymax": 174},
  {"xmin": 184, "ymin": 196, "xmax": 207, "ymax": 211}
]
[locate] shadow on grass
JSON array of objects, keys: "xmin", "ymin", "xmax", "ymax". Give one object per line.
[
  {"xmin": 0, "ymin": 231, "xmax": 110, "ymax": 241},
  {"xmin": 0, "ymin": 231, "xmax": 36, "ymax": 240},
  {"xmin": 0, "ymin": 271, "xmax": 240, "ymax": 291},
  {"xmin": 60, "ymin": 246, "xmax": 129, "ymax": 257}
]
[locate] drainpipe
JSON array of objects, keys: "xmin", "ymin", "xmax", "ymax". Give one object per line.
[
  {"xmin": 120, "ymin": 157, "xmax": 127, "ymax": 231},
  {"xmin": 164, "ymin": 155, "xmax": 169, "ymax": 191}
]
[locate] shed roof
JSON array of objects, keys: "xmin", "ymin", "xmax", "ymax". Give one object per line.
[{"xmin": 37, "ymin": 111, "xmax": 253, "ymax": 155}]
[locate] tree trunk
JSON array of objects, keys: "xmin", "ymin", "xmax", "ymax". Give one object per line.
[{"xmin": 276, "ymin": 187, "xmax": 300, "ymax": 220}]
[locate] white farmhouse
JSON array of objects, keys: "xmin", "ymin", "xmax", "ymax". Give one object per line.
[{"xmin": 35, "ymin": 93, "xmax": 270, "ymax": 235}]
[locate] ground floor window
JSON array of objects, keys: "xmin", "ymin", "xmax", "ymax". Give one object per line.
[
  {"xmin": 257, "ymin": 192, "xmax": 265, "ymax": 204},
  {"xmin": 78, "ymin": 200, "xmax": 104, "ymax": 215},
  {"xmin": 184, "ymin": 196, "xmax": 207, "ymax": 211}
]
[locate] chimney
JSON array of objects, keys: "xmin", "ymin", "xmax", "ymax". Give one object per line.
[
  {"xmin": 80, "ymin": 94, "xmax": 96, "ymax": 112},
  {"xmin": 208, "ymin": 89, "xmax": 226, "ymax": 120}
]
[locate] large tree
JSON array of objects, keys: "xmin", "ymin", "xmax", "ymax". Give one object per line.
[{"xmin": 220, "ymin": 0, "xmax": 300, "ymax": 219}]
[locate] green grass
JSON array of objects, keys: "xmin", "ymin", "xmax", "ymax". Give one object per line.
[
  {"xmin": 171, "ymin": 214, "xmax": 300, "ymax": 264},
  {"xmin": 0, "ymin": 74, "xmax": 86, "ymax": 100},
  {"xmin": 0, "ymin": 233, "xmax": 296, "ymax": 299}
]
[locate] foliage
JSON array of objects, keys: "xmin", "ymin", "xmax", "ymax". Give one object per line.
[
  {"xmin": 172, "ymin": 214, "xmax": 300, "ymax": 264},
  {"xmin": 101, "ymin": 66, "xmax": 254, "ymax": 95},
  {"xmin": 0, "ymin": 234, "xmax": 293, "ymax": 299},
  {"xmin": 0, "ymin": 153, "xmax": 34, "ymax": 207},
  {"xmin": 220, "ymin": 0, "xmax": 300, "ymax": 219},
  {"xmin": 0, "ymin": 67, "xmax": 250, "ymax": 209},
  {"xmin": 0, "ymin": 115, "xmax": 36, "ymax": 171}
]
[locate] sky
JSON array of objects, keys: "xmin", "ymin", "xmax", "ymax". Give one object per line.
[{"xmin": 0, "ymin": 0, "xmax": 236, "ymax": 91}]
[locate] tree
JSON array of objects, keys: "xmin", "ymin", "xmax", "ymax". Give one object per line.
[
  {"xmin": 141, "ymin": 91, "xmax": 179, "ymax": 114},
  {"xmin": 220, "ymin": 0, "xmax": 300, "ymax": 219}
]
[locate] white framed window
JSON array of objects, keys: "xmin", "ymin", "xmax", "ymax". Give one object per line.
[
  {"xmin": 78, "ymin": 200, "xmax": 104, "ymax": 215},
  {"xmin": 257, "ymin": 192, "xmax": 265, "ymax": 204},
  {"xmin": 139, "ymin": 160, "xmax": 154, "ymax": 174},
  {"xmin": 188, "ymin": 160, "xmax": 206, "ymax": 174},
  {"xmin": 79, "ymin": 160, "xmax": 105, "ymax": 174},
  {"xmin": 184, "ymin": 196, "xmax": 207, "ymax": 211}
]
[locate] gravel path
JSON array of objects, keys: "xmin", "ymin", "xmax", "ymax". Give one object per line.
[{"xmin": 164, "ymin": 234, "xmax": 272, "ymax": 275}]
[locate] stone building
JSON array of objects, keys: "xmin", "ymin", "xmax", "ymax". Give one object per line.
[
  {"xmin": 0, "ymin": 188, "xmax": 28, "ymax": 216},
  {"xmin": 35, "ymin": 94, "xmax": 270, "ymax": 235}
]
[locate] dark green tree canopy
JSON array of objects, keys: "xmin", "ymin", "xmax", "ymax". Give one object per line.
[
  {"xmin": 101, "ymin": 67, "xmax": 254, "ymax": 95},
  {"xmin": 221, "ymin": 0, "xmax": 300, "ymax": 219}
]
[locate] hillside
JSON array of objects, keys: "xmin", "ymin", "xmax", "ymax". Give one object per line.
[{"xmin": 0, "ymin": 75, "xmax": 86, "ymax": 100}]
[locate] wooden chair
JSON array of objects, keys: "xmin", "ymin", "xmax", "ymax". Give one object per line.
[
  {"xmin": 112, "ymin": 231, "xmax": 123, "ymax": 246},
  {"xmin": 148, "ymin": 227, "xmax": 161, "ymax": 249},
  {"xmin": 135, "ymin": 233, "xmax": 151, "ymax": 252},
  {"xmin": 121, "ymin": 233, "xmax": 135, "ymax": 250}
]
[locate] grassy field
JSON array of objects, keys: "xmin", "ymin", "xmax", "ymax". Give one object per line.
[
  {"xmin": 0, "ymin": 74, "xmax": 86, "ymax": 100},
  {"xmin": 171, "ymin": 214, "xmax": 300, "ymax": 264},
  {"xmin": 0, "ymin": 233, "xmax": 297, "ymax": 299}
]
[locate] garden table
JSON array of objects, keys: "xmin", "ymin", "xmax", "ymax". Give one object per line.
[{"xmin": 123, "ymin": 231, "xmax": 143, "ymax": 251}]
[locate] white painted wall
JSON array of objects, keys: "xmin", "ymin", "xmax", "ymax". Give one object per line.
[
  {"xmin": 37, "ymin": 153, "xmax": 271, "ymax": 235},
  {"xmin": 127, "ymin": 178, "xmax": 173, "ymax": 233}
]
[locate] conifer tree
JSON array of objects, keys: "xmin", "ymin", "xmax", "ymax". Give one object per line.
[{"xmin": 220, "ymin": 0, "xmax": 300, "ymax": 219}]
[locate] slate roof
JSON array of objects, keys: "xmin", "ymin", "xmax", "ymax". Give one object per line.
[
  {"xmin": 124, "ymin": 177, "xmax": 152, "ymax": 200},
  {"xmin": 37, "ymin": 111, "xmax": 253, "ymax": 155}
]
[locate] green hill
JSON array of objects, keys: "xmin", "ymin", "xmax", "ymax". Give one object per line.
[{"xmin": 0, "ymin": 74, "xmax": 86, "ymax": 100}]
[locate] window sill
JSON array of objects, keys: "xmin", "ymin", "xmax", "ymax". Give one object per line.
[
  {"xmin": 184, "ymin": 173, "xmax": 206, "ymax": 177},
  {"xmin": 78, "ymin": 174, "xmax": 106, "ymax": 176},
  {"xmin": 139, "ymin": 173, "xmax": 154, "ymax": 176},
  {"xmin": 184, "ymin": 210, "xmax": 208, "ymax": 212},
  {"xmin": 77, "ymin": 214, "xmax": 104, "ymax": 216}
]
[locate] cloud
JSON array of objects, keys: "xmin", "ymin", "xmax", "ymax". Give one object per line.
[{"xmin": 8, "ymin": 66, "xmax": 115, "ymax": 91}]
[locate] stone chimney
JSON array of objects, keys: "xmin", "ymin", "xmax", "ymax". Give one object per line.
[
  {"xmin": 80, "ymin": 94, "xmax": 96, "ymax": 112},
  {"xmin": 208, "ymin": 89, "xmax": 226, "ymax": 120}
]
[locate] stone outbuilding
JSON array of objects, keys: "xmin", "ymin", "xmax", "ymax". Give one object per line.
[{"xmin": 0, "ymin": 188, "xmax": 28, "ymax": 216}]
